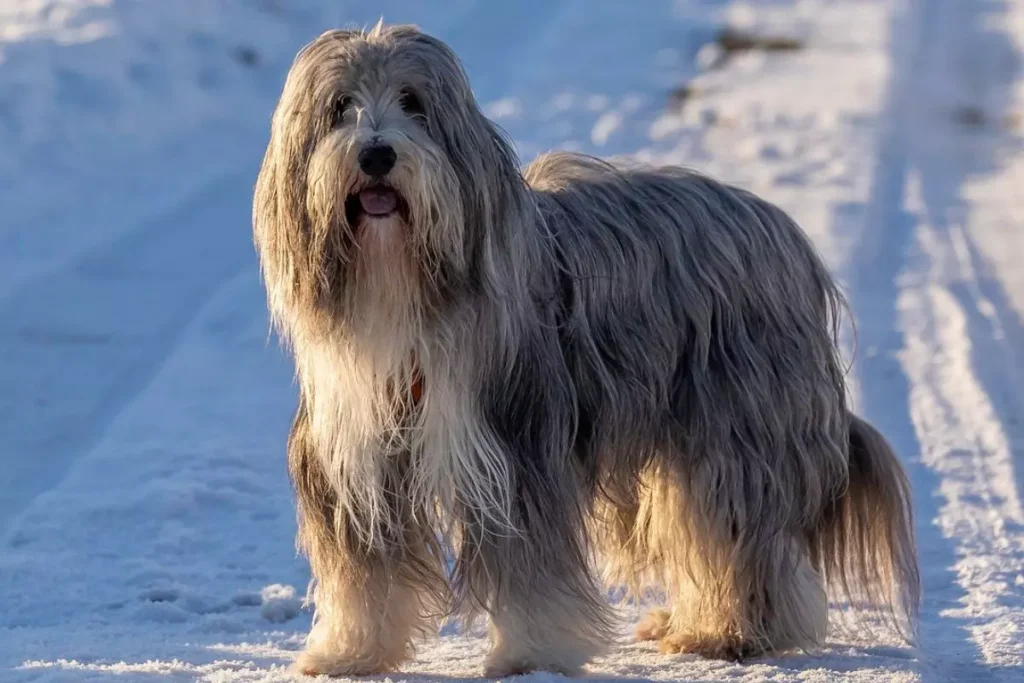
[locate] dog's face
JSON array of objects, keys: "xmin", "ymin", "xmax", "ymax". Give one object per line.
[
  {"xmin": 296, "ymin": 26, "xmax": 462, "ymax": 261},
  {"xmin": 255, "ymin": 24, "xmax": 523, "ymax": 329}
]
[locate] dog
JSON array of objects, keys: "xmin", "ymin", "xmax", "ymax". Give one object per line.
[{"xmin": 253, "ymin": 22, "xmax": 920, "ymax": 677}]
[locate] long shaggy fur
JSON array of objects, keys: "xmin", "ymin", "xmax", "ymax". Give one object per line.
[{"xmin": 254, "ymin": 22, "xmax": 920, "ymax": 676}]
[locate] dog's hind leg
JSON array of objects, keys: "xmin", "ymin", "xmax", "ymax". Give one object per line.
[
  {"xmin": 588, "ymin": 486, "xmax": 674, "ymax": 643},
  {"xmin": 634, "ymin": 461, "xmax": 829, "ymax": 660},
  {"xmin": 657, "ymin": 542, "xmax": 828, "ymax": 660},
  {"xmin": 287, "ymin": 398, "xmax": 447, "ymax": 677}
]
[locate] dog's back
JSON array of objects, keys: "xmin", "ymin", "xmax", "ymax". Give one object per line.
[
  {"xmin": 525, "ymin": 151, "xmax": 843, "ymax": 360},
  {"xmin": 524, "ymin": 151, "xmax": 848, "ymax": 486}
]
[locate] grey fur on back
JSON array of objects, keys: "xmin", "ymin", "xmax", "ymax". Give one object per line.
[{"xmin": 526, "ymin": 152, "xmax": 849, "ymax": 511}]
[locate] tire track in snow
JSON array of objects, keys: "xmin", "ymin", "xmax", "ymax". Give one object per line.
[
  {"xmin": 841, "ymin": 0, "xmax": 962, "ymax": 677},
  {"xmin": 950, "ymin": 227, "xmax": 1024, "ymax": 518},
  {"xmin": 902, "ymin": 218, "xmax": 1024, "ymax": 669},
  {"xmin": 0, "ymin": 170, "xmax": 259, "ymax": 535},
  {"xmin": 893, "ymin": 0, "xmax": 1024, "ymax": 669},
  {"xmin": 846, "ymin": 0, "xmax": 1024, "ymax": 678}
]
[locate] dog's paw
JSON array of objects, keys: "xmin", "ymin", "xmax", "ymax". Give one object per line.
[
  {"xmin": 293, "ymin": 648, "xmax": 394, "ymax": 677},
  {"xmin": 657, "ymin": 632, "xmax": 762, "ymax": 662},
  {"xmin": 483, "ymin": 648, "xmax": 585, "ymax": 679},
  {"xmin": 482, "ymin": 658, "xmax": 581, "ymax": 679},
  {"xmin": 635, "ymin": 609, "xmax": 671, "ymax": 641}
]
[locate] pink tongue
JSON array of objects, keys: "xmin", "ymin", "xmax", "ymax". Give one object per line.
[{"xmin": 359, "ymin": 188, "xmax": 398, "ymax": 216}]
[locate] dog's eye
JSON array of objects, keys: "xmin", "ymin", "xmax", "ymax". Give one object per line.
[
  {"xmin": 398, "ymin": 89, "xmax": 425, "ymax": 118},
  {"xmin": 330, "ymin": 95, "xmax": 353, "ymax": 127}
]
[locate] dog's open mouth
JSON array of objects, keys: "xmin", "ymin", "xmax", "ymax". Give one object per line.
[{"xmin": 345, "ymin": 185, "xmax": 407, "ymax": 224}]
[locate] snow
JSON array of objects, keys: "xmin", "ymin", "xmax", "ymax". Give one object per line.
[{"xmin": 1, "ymin": 0, "xmax": 1022, "ymax": 681}]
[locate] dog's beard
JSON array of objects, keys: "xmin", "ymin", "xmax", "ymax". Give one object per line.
[
  {"xmin": 302, "ymin": 126, "xmax": 434, "ymax": 421},
  {"xmin": 297, "ymin": 130, "xmax": 472, "ymax": 545},
  {"xmin": 296, "ymin": 231, "xmax": 422, "ymax": 546}
]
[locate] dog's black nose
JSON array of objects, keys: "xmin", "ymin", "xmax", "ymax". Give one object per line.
[{"xmin": 358, "ymin": 144, "xmax": 397, "ymax": 177}]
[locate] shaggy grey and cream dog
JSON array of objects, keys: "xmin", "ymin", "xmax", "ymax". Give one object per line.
[{"xmin": 253, "ymin": 23, "xmax": 920, "ymax": 677}]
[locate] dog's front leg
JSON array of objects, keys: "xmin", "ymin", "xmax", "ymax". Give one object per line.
[
  {"xmin": 287, "ymin": 398, "xmax": 446, "ymax": 677},
  {"xmin": 453, "ymin": 494, "xmax": 614, "ymax": 677},
  {"xmin": 442, "ymin": 336, "xmax": 615, "ymax": 677}
]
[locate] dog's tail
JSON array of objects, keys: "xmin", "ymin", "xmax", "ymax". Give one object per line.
[{"xmin": 812, "ymin": 413, "xmax": 920, "ymax": 640}]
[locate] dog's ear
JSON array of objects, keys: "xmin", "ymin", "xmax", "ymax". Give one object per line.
[
  {"xmin": 256, "ymin": 25, "xmax": 353, "ymax": 267},
  {"xmin": 253, "ymin": 107, "xmax": 316, "ymax": 318},
  {"xmin": 381, "ymin": 28, "xmax": 528, "ymax": 250},
  {"xmin": 428, "ymin": 97, "xmax": 525, "ymax": 250},
  {"xmin": 254, "ymin": 28, "xmax": 372, "ymax": 314}
]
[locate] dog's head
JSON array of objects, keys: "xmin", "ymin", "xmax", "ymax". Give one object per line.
[{"xmin": 254, "ymin": 23, "xmax": 525, "ymax": 333}]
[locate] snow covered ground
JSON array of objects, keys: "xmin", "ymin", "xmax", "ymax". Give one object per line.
[{"xmin": 1, "ymin": 0, "xmax": 1022, "ymax": 680}]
